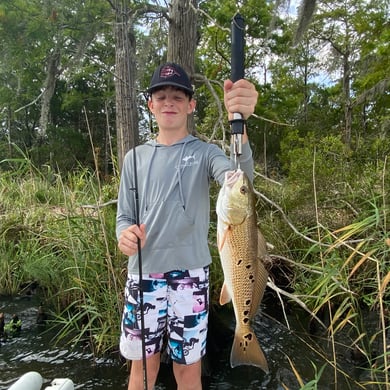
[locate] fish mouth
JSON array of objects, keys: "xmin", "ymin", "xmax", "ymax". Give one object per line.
[{"xmin": 225, "ymin": 169, "xmax": 243, "ymax": 188}]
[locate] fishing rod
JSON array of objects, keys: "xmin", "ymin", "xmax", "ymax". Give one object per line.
[
  {"xmin": 132, "ymin": 125, "xmax": 148, "ymax": 390},
  {"xmin": 118, "ymin": 1, "xmax": 148, "ymax": 388},
  {"xmin": 230, "ymin": 13, "xmax": 245, "ymax": 170}
]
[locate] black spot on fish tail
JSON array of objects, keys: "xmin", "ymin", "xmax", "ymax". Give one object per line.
[
  {"xmin": 243, "ymin": 310, "xmax": 250, "ymax": 323},
  {"xmin": 240, "ymin": 333, "xmax": 254, "ymax": 351},
  {"xmin": 244, "ymin": 333, "xmax": 253, "ymax": 341}
]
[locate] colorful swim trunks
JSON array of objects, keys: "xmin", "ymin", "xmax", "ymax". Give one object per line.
[{"xmin": 120, "ymin": 266, "xmax": 209, "ymax": 365}]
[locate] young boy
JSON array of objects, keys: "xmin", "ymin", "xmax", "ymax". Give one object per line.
[{"xmin": 117, "ymin": 62, "xmax": 258, "ymax": 390}]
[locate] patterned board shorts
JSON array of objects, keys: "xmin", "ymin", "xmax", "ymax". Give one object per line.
[{"xmin": 120, "ymin": 266, "xmax": 209, "ymax": 365}]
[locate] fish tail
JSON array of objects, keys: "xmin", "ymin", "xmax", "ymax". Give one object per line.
[{"xmin": 230, "ymin": 328, "xmax": 269, "ymax": 373}]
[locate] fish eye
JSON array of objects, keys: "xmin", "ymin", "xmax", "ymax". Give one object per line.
[{"xmin": 240, "ymin": 185, "xmax": 248, "ymax": 195}]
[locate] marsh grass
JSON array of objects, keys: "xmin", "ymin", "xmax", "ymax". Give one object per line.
[
  {"xmin": 269, "ymin": 151, "xmax": 389, "ymax": 389},
  {"xmin": 1, "ymin": 145, "xmax": 389, "ymax": 388},
  {"xmin": 253, "ymin": 144, "xmax": 389, "ymax": 388},
  {"xmin": 0, "ymin": 150, "xmax": 124, "ymax": 354},
  {"xmin": 282, "ymin": 357, "xmax": 327, "ymax": 390},
  {"xmin": 301, "ymin": 228, "xmax": 389, "ymax": 388}
]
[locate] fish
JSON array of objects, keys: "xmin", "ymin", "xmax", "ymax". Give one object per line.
[{"xmin": 216, "ymin": 169, "xmax": 270, "ymax": 373}]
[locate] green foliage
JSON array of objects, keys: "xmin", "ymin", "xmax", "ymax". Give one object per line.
[
  {"xmin": 0, "ymin": 157, "xmax": 123, "ymax": 354},
  {"xmin": 0, "ymin": 0, "xmax": 115, "ymax": 174},
  {"xmin": 0, "ymin": 0, "xmax": 388, "ymax": 176},
  {"xmin": 259, "ymin": 127, "xmax": 389, "ymax": 387},
  {"xmin": 0, "ymin": 137, "xmax": 389, "ymax": 387},
  {"xmin": 0, "ymin": 1, "xmax": 389, "ymax": 385},
  {"xmin": 278, "ymin": 129, "xmax": 389, "ymax": 230}
]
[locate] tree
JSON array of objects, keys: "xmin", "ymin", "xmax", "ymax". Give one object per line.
[
  {"xmin": 167, "ymin": 0, "xmax": 198, "ymax": 134},
  {"xmin": 110, "ymin": 0, "xmax": 199, "ymax": 168},
  {"xmin": 1, "ymin": 0, "xmax": 388, "ymax": 175},
  {"xmin": 110, "ymin": 0, "xmax": 139, "ymax": 171},
  {"xmin": 309, "ymin": 0, "xmax": 377, "ymax": 146},
  {"xmin": 352, "ymin": 0, "xmax": 390, "ymax": 141},
  {"xmin": 167, "ymin": 0, "xmax": 198, "ymax": 71},
  {"xmin": 0, "ymin": 0, "xmax": 115, "ymax": 171}
]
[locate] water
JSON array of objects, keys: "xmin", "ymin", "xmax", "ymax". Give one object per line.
[
  {"xmin": 0, "ymin": 296, "xmax": 127, "ymax": 389},
  {"xmin": 0, "ymin": 295, "xmax": 375, "ymax": 389}
]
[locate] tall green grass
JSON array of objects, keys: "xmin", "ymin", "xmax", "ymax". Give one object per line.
[
  {"xmin": 258, "ymin": 143, "xmax": 389, "ymax": 389},
  {"xmin": 0, "ymin": 152, "xmax": 124, "ymax": 354},
  {"xmin": 1, "ymin": 142, "xmax": 388, "ymax": 388}
]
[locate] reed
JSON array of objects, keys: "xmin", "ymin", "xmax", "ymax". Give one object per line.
[
  {"xmin": 0, "ymin": 147, "xmax": 124, "ymax": 354},
  {"xmin": 254, "ymin": 140, "xmax": 389, "ymax": 389},
  {"xmin": 278, "ymin": 150, "xmax": 389, "ymax": 389},
  {"xmin": 0, "ymin": 141, "xmax": 388, "ymax": 388}
]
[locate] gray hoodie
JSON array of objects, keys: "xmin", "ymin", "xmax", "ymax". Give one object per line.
[{"xmin": 116, "ymin": 134, "xmax": 253, "ymax": 274}]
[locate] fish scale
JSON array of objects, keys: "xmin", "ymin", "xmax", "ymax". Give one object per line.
[{"xmin": 217, "ymin": 169, "xmax": 270, "ymax": 373}]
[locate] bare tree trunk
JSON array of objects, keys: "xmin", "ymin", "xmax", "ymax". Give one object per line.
[
  {"xmin": 167, "ymin": 0, "xmax": 197, "ymax": 71},
  {"xmin": 39, "ymin": 48, "xmax": 61, "ymax": 137},
  {"xmin": 323, "ymin": 36, "xmax": 353, "ymax": 147},
  {"xmin": 167, "ymin": 0, "xmax": 198, "ymax": 134},
  {"xmin": 114, "ymin": 6, "xmax": 139, "ymax": 171},
  {"xmin": 343, "ymin": 49, "xmax": 352, "ymax": 147}
]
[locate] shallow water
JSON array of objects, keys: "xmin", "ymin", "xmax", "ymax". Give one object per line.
[{"xmin": 0, "ymin": 294, "xmax": 378, "ymax": 389}]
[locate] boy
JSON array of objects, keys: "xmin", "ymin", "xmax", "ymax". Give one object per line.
[{"xmin": 117, "ymin": 62, "xmax": 258, "ymax": 390}]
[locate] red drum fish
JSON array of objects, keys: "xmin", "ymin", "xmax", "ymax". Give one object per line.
[{"xmin": 216, "ymin": 169, "xmax": 270, "ymax": 373}]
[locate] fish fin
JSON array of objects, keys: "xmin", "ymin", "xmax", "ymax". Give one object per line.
[
  {"xmin": 217, "ymin": 226, "xmax": 230, "ymax": 252},
  {"xmin": 257, "ymin": 229, "xmax": 267, "ymax": 257},
  {"xmin": 230, "ymin": 328, "xmax": 269, "ymax": 374},
  {"xmin": 219, "ymin": 282, "xmax": 231, "ymax": 305}
]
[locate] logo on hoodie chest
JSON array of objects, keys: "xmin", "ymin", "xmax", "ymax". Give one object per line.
[{"xmin": 178, "ymin": 154, "xmax": 199, "ymax": 168}]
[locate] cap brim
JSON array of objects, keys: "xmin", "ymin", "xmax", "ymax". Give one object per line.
[{"xmin": 147, "ymin": 82, "xmax": 193, "ymax": 95}]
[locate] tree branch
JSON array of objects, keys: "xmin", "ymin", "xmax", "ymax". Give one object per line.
[
  {"xmin": 254, "ymin": 187, "xmax": 331, "ymax": 247},
  {"xmin": 14, "ymin": 90, "xmax": 45, "ymax": 113},
  {"xmin": 353, "ymin": 78, "xmax": 390, "ymax": 106}
]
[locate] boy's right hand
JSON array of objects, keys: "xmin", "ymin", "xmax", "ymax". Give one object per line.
[{"xmin": 118, "ymin": 224, "xmax": 147, "ymax": 257}]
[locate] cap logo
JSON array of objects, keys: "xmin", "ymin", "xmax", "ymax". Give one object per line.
[{"xmin": 160, "ymin": 65, "xmax": 180, "ymax": 79}]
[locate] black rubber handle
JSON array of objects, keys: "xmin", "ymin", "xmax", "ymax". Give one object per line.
[
  {"xmin": 230, "ymin": 14, "xmax": 245, "ymax": 137},
  {"xmin": 231, "ymin": 13, "xmax": 245, "ymax": 83}
]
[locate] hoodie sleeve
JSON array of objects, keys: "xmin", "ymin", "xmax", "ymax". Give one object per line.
[{"xmin": 116, "ymin": 150, "xmax": 137, "ymax": 240}]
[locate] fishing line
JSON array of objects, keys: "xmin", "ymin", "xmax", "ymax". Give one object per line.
[{"xmin": 117, "ymin": 0, "xmax": 148, "ymax": 388}]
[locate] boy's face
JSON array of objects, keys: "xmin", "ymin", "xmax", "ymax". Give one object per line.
[{"xmin": 148, "ymin": 86, "xmax": 196, "ymax": 132}]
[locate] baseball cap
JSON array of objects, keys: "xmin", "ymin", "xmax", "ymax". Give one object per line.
[{"xmin": 147, "ymin": 63, "xmax": 194, "ymax": 96}]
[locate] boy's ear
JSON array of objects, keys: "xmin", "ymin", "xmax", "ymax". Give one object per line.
[
  {"xmin": 147, "ymin": 98, "xmax": 154, "ymax": 112},
  {"xmin": 188, "ymin": 99, "xmax": 196, "ymax": 114}
]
